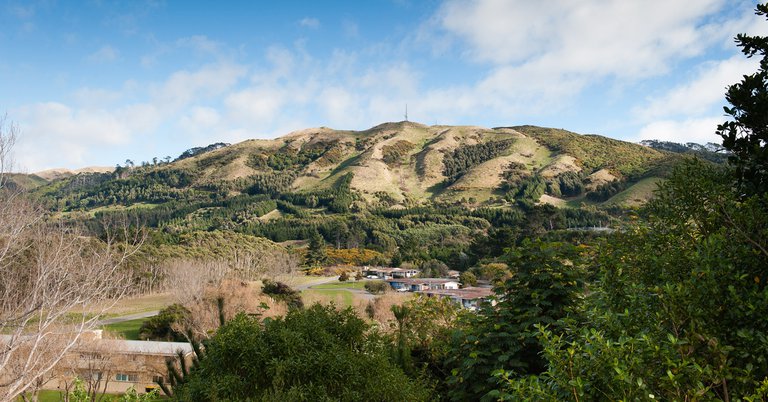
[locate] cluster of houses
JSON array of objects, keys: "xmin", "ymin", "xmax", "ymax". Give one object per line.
[{"xmin": 362, "ymin": 267, "xmax": 495, "ymax": 310}]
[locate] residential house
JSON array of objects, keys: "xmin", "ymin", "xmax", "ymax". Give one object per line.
[
  {"xmin": 386, "ymin": 278, "xmax": 460, "ymax": 292},
  {"xmin": 363, "ymin": 267, "xmax": 420, "ymax": 279},
  {"xmin": 418, "ymin": 287, "xmax": 496, "ymax": 310}
]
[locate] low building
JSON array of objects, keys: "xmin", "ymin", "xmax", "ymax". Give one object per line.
[
  {"xmin": 363, "ymin": 266, "xmax": 420, "ymax": 279},
  {"xmin": 418, "ymin": 287, "xmax": 496, "ymax": 310},
  {"xmin": 386, "ymin": 278, "xmax": 460, "ymax": 292},
  {"xmin": 44, "ymin": 332, "xmax": 194, "ymax": 395}
]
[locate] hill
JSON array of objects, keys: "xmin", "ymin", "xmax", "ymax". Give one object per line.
[
  {"xmin": 32, "ymin": 122, "xmax": 685, "ymax": 208},
  {"xmin": 22, "ymin": 122, "xmax": 715, "ymax": 268}
]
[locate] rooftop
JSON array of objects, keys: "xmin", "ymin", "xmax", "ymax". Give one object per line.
[{"xmin": 418, "ymin": 287, "xmax": 494, "ymax": 300}]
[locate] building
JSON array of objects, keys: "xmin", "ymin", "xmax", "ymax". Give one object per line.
[
  {"xmin": 363, "ymin": 266, "xmax": 420, "ymax": 279},
  {"xmin": 386, "ymin": 278, "xmax": 460, "ymax": 292},
  {"xmin": 44, "ymin": 332, "xmax": 194, "ymax": 395},
  {"xmin": 418, "ymin": 287, "xmax": 496, "ymax": 310}
]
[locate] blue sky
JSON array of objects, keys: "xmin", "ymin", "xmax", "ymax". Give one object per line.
[{"xmin": 1, "ymin": 0, "xmax": 765, "ymax": 172}]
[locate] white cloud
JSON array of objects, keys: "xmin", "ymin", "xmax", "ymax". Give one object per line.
[
  {"xmin": 299, "ymin": 17, "xmax": 320, "ymax": 29},
  {"xmin": 319, "ymin": 86, "xmax": 361, "ymax": 126},
  {"xmin": 225, "ymin": 86, "xmax": 287, "ymax": 125},
  {"xmin": 635, "ymin": 56, "xmax": 758, "ymax": 121},
  {"xmin": 153, "ymin": 62, "xmax": 247, "ymax": 110},
  {"xmin": 634, "ymin": 117, "xmax": 723, "ymax": 144},
  {"xmin": 179, "ymin": 106, "xmax": 221, "ymax": 133},
  {"xmin": 438, "ymin": 0, "xmax": 727, "ymax": 79},
  {"xmin": 88, "ymin": 45, "xmax": 119, "ymax": 63},
  {"xmin": 73, "ymin": 87, "xmax": 123, "ymax": 106},
  {"xmin": 13, "ymin": 102, "xmax": 134, "ymax": 171}
]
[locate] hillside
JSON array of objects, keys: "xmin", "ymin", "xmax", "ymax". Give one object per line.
[
  {"xmin": 31, "ymin": 121, "xmax": 683, "ymax": 209},
  {"xmin": 21, "ymin": 121, "xmax": 711, "ymax": 270}
]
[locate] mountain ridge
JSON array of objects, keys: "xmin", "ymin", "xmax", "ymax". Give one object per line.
[{"xmin": 21, "ymin": 121, "xmax": 721, "ymax": 212}]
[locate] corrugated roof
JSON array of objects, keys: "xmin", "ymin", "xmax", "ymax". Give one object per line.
[{"xmin": 80, "ymin": 339, "xmax": 194, "ymax": 356}]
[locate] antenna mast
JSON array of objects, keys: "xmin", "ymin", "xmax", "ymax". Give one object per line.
[{"xmin": 405, "ymin": 104, "xmax": 408, "ymax": 122}]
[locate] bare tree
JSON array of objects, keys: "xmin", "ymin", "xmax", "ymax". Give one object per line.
[
  {"xmin": 0, "ymin": 115, "xmax": 16, "ymax": 189},
  {"xmin": 0, "ymin": 118, "xmax": 142, "ymax": 401}
]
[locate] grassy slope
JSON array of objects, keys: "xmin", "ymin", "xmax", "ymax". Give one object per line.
[
  {"xmin": 604, "ymin": 177, "xmax": 664, "ymax": 208},
  {"xmin": 38, "ymin": 122, "xmax": 682, "ymax": 210}
]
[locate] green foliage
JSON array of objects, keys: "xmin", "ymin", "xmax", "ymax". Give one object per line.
[
  {"xmin": 509, "ymin": 175, "xmax": 546, "ymax": 205},
  {"xmin": 458, "ymin": 271, "xmax": 477, "ymax": 287},
  {"xmin": 118, "ymin": 387, "xmax": 160, "ymax": 402},
  {"xmin": 516, "ymin": 125, "xmax": 671, "ymax": 179},
  {"xmin": 419, "ymin": 259, "xmax": 449, "ymax": 278},
  {"xmin": 443, "ymin": 139, "xmax": 514, "ymax": 183},
  {"xmin": 305, "ymin": 230, "xmax": 327, "ymax": 267},
  {"xmin": 173, "ymin": 304, "xmax": 431, "ymax": 401},
  {"xmin": 585, "ymin": 180, "xmax": 627, "ymax": 202},
  {"xmin": 550, "ymin": 171, "xmax": 585, "ymax": 197},
  {"xmin": 139, "ymin": 304, "xmax": 190, "ymax": 342},
  {"xmin": 364, "ymin": 280, "xmax": 388, "ymax": 294},
  {"xmin": 382, "ymin": 140, "xmax": 416, "ymax": 166},
  {"xmin": 447, "ymin": 240, "xmax": 587, "ymax": 401},
  {"xmin": 717, "ymin": 3, "xmax": 768, "ymax": 195},
  {"xmin": 245, "ymin": 171, "xmax": 297, "ymax": 195},
  {"xmin": 496, "ymin": 160, "xmax": 768, "ymax": 400},
  {"xmin": 261, "ymin": 279, "xmax": 304, "ymax": 310}
]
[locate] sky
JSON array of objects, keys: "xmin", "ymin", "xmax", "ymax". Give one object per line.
[{"xmin": 1, "ymin": 0, "xmax": 766, "ymax": 172}]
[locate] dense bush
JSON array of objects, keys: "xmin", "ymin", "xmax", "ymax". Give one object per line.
[
  {"xmin": 443, "ymin": 139, "xmax": 514, "ymax": 183},
  {"xmin": 172, "ymin": 304, "xmax": 430, "ymax": 401},
  {"xmin": 261, "ymin": 279, "xmax": 304, "ymax": 309},
  {"xmin": 138, "ymin": 304, "xmax": 190, "ymax": 342},
  {"xmin": 364, "ymin": 280, "xmax": 388, "ymax": 294}
]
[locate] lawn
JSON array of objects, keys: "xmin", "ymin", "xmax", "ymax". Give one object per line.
[
  {"xmin": 302, "ymin": 289, "xmax": 355, "ymax": 306},
  {"xmin": 101, "ymin": 318, "xmax": 146, "ymax": 340},
  {"xmin": 23, "ymin": 390, "xmax": 166, "ymax": 401},
  {"xmin": 311, "ymin": 281, "xmax": 367, "ymax": 290}
]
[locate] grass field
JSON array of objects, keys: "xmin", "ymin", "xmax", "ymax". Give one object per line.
[
  {"xmin": 24, "ymin": 390, "xmax": 166, "ymax": 401},
  {"xmin": 302, "ymin": 289, "xmax": 355, "ymax": 306},
  {"xmin": 311, "ymin": 281, "xmax": 367, "ymax": 290},
  {"xmin": 605, "ymin": 177, "xmax": 663, "ymax": 207},
  {"xmin": 101, "ymin": 318, "xmax": 147, "ymax": 340}
]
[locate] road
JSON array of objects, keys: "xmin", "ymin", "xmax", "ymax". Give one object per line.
[{"xmin": 97, "ymin": 310, "xmax": 159, "ymax": 326}]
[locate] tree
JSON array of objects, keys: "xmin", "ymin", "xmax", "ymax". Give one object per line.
[
  {"xmin": 172, "ymin": 304, "xmax": 431, "ymax": 401},
  {"xmin": 717, "ymin": 3, "xmax": 768, "ymax": 195},
  {"xmin": 304, "ymin": 229, "xmax": 327, "ymax": 266},
  {"xmin": 459, "ymin": 271, "xmax": 478, "ymax": 287},
  {"xmin": 0, "ymin": 118, "xmax": 142, "ymax": 401},
  {"xmin": 139, "ymin": 304, "xmax": 190, "ymax": 342},
  {"xmin": 495, "ymin": 160, "xmax": 768, "ymax": 401},
  {"xmin": 447, "ymin": 240, "xmax": 587, "ymax": 401}
]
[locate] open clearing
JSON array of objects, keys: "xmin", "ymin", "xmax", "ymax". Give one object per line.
[{"xmin": 101, "ymin": 317, "xmax": 146, "ymax": 340}]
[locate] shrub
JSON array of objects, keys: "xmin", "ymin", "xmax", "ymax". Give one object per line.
[
  {"xmin": 138, "ymin": 304, "xmax": 189, "ymax": 342},
  {"xmin": 365, "ymin": 280, "xmax": 388, "ymax": 294},
  {"xmin": 261, "ymin": 279, "xmax": 304, "ymax": 309}
]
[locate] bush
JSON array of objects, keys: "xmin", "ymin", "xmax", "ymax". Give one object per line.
[
  {"xmin": 173, "ymin": 304, "xmax": 431, "ymax": 401},
  {"xmin": 138, "ymin": 304, "xmax": 189, "ymax": 342},
  {"xmin": 339, "ymin": 271, "xmax": 349, "ymax": 282},
  {"xmin": 261, "ymin": 279, "xmax": 304, "ymax": 309},
  {"xmin": 365, "ymin": 280, "xmax": 388, "ymax": 294}
]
